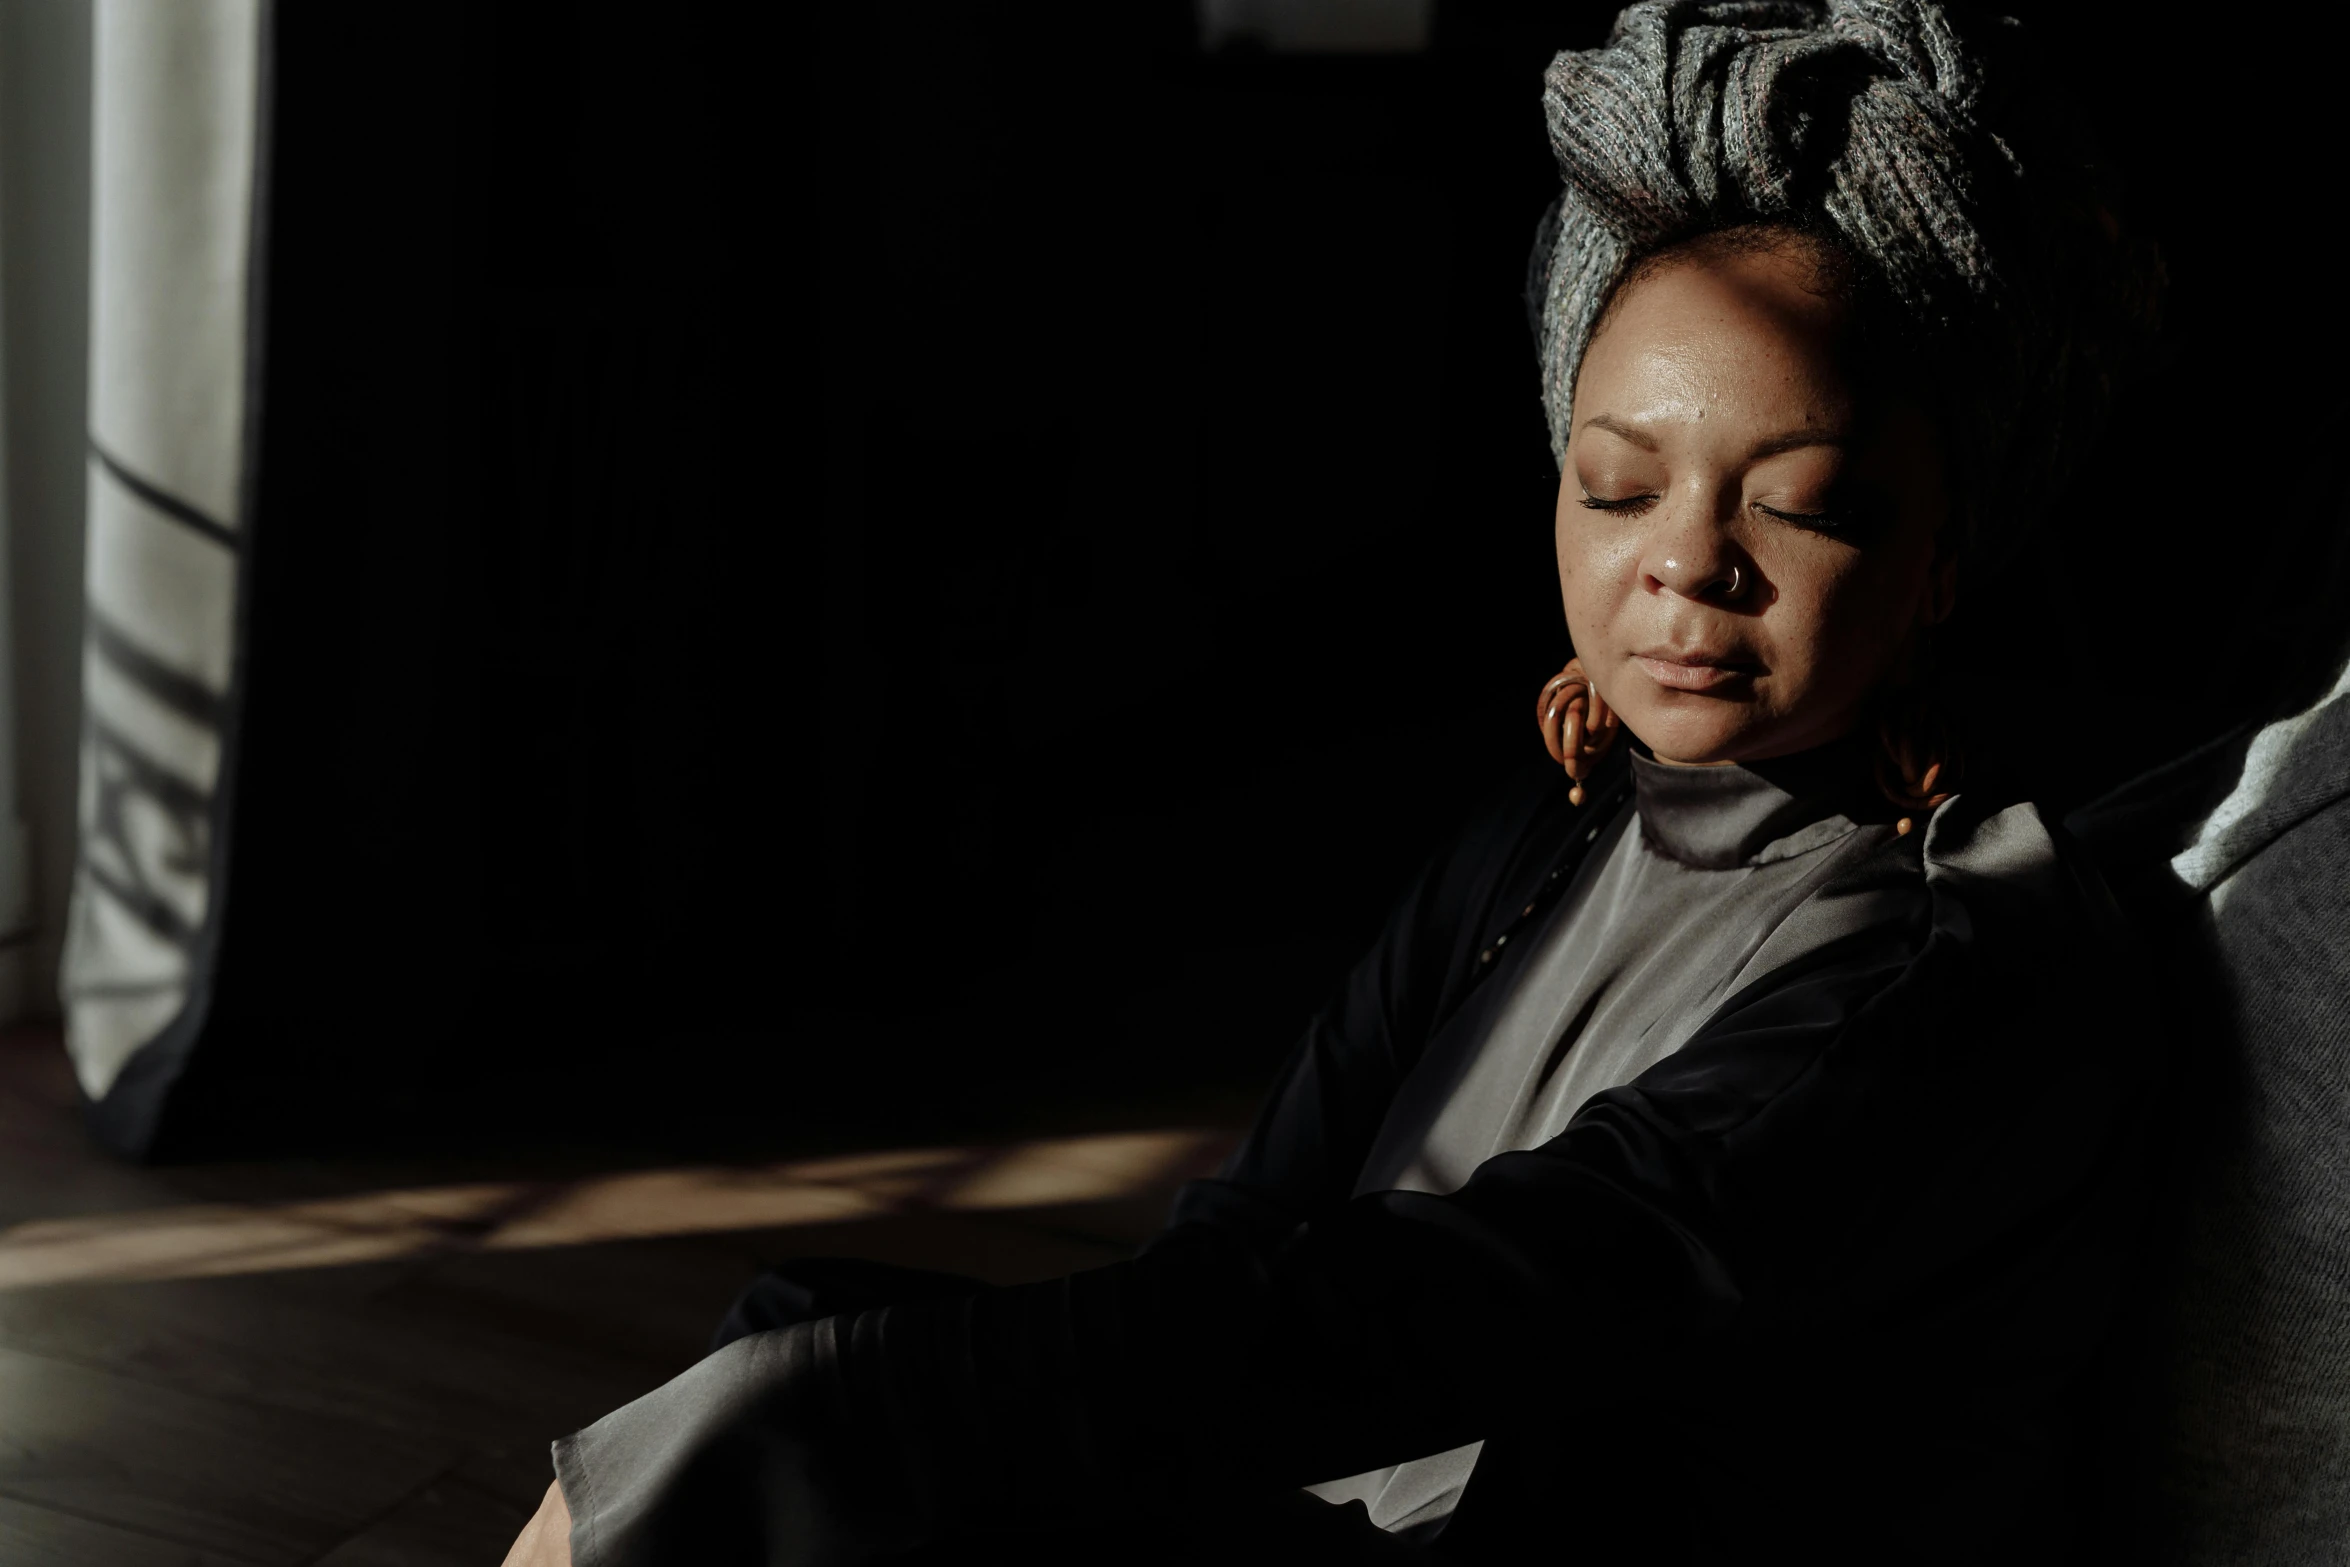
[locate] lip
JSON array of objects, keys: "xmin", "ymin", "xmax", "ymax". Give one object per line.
[{"xmin": 1631, "ymin": 650, "xmax": 1760, "ymax": 693}]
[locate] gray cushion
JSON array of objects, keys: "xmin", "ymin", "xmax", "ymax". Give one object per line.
[{"xmin": 2077, "ymin": 670, "xmax": 2350, "ymax": 1562}]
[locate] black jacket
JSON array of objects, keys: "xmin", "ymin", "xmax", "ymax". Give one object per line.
[{"xmin": 555, "ymin": 756, "xmax": 2159, "ymax": 1566}]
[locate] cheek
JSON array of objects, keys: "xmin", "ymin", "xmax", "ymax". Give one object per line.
[
  {"xmin": 1554, "ymin": 519, "xmax": 1639, "ymax": 637},
  {"xmin": 1552, "ymin": 507, "xmax": 1586, "ymax": 604},
  {"xmin": 1555, "ymin": 500, "xmax": 1634, "ymax": 586},
  {"xmin": 1772, "ymin": 544, "xmax": 1915, "ymax": 689}
]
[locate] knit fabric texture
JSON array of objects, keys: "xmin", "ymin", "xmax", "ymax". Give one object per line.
[{"xmin": 1527, "ymin": 0, "xmax": 2155, "ymax": 570}]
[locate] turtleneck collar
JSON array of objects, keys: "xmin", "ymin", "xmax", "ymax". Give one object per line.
[{"xmin": 1630, "ymin": 735, "xmax": 1882, "ymax": 870}]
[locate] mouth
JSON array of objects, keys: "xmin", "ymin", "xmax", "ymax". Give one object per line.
[{"xmin": 1629, "ymin": 649, "xmax": 1761, "ymax": 694}]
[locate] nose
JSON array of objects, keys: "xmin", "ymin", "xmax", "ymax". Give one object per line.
[{"xmin": 1641, "ymin": 512, "xmax": 1750, "ymax": 606}]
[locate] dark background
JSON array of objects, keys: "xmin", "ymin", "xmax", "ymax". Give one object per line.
[{"xmin": 157, "ymin": 3, "xmax": 2350, "ymax": 1155}]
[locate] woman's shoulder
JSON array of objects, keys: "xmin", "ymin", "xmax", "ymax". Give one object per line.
[
  {"xmin": 1589, "ymin": 789, "xmax": 2154, "ymax": 1221},
  {"xmin": 1921, "ymin": 792, "xmax": 2107, "ymax": 907},
  {"xmin": 1717, "ymin": 788, "xmax": 2109, "ymax": 1004},
  {"xmin": 1814, "ymin": 787, "xmax": 2123, "ymax": 945},
  {"xmin": 1913, "ymin": 791, "xmax": 2138, "ymax": 983},
  {"xmin": 1644, "ymin": 791, "xmax": 2137, "ymax": 1128}
]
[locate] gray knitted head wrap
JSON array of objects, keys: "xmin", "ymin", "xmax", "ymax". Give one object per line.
[{"xmin": 1530, "ymin": 0, "xmax": 2156, "ymax": 569}]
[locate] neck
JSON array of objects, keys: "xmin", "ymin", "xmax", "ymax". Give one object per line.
[{"xmin": 1629, "ymin": 732, "xmax": 1881, "ymax": 869}]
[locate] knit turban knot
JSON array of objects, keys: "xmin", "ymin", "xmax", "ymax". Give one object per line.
[{"xmin": 1529, "ymin": 0, "xmax": 2157, "ymax": 571}]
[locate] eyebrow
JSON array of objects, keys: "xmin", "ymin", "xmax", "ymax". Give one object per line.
[
  {"xmin": 1576, "ymin": 414, "xmax": 1850, "ymax": 462},
  {"xmin": 1745, "ymin": 426, "xmax": 1849, "ymax": 461},
  {"xmin": 1579, "ymin": 414, "xmax": 1658, "ymax": 451}
]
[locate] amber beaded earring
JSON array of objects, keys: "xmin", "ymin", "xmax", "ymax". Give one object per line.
[
  {"xmin": 1536, "ymin": 657, "xmax": 1619, "ymax": 805},
  {"xmin": 1536, "ymin": 647, "xmax": 1957, "ymax": 830},
  {"xmin": 1874, "ymin": 634, "xmax": 1960, "ymax": 837}
]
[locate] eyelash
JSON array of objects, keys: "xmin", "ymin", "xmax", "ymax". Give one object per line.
[
  {"xmin": 1578, "ymin": 491, "xmax": 1656, "ymax": 516},
  {"xmin": 1752, "ymin": 502, "xmax": 1851, "ymax": 534},
  {"xmin": 1579, "ymin": 492, "xmax": 1855, "ymax": 535}
]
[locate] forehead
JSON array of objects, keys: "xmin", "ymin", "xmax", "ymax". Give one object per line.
[{"xmin": 1575, "ymin": 246, "xmax": 1856, "ymax": 431}]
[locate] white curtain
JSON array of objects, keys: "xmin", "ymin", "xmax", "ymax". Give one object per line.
[
  {"xmin": 61, "ymin": 0, "xmax": 264, "ymax": 1131},
  {"xmin": 0, "ymin": 77, "xmax": 33, "ymax": 1017}
]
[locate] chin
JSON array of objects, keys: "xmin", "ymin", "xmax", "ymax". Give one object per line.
[{"xmin": 1623, "ymin": 706, "xmax": 1748, "ymax": 766}]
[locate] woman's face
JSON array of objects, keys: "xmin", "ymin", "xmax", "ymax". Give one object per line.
[{"xmin": 1557, "ymin": 241, "xmax": 1954, "ymax": 766}]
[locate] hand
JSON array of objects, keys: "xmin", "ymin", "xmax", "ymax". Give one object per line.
[{"xmin": 500, "ymin": 1481, "xmax": 573, "ymax": 1567}]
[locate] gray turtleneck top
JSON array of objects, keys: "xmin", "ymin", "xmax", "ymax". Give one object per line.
[{"xmin": 1311, "ymin": 748, "xmax": 1900, "ymax": 1534}]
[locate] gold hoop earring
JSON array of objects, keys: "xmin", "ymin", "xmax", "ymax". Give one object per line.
[{"xmin": 1536, "ymin": 657, "xmax": 1619, "ymax": 806}]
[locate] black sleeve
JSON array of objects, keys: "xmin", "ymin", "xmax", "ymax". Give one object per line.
[
  {"xmin": 555, "ymin": 809, "xmax": 2155, "ymax": 1566},
  {"xmin": 1164, "ymin": 761, "xmax": 1612, "ymax": 1242}
]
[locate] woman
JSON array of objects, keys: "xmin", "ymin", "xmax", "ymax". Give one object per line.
[{"xmin": 507, "ymin": 3, "xmax": 2159, "ymax": 1562}]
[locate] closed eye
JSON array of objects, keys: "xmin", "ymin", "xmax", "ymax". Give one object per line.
[
  {"xmin": 1579, "ymin": 490, "xmax": 1658, "ymax": 516},
  {"xmin": 1751, "ymin": 499, "xmax": 1882, "ymax": 538}
]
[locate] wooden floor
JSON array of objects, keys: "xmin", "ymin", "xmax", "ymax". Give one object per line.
[{"xmin": 0, "ymin": 1027, "xmax": 1241, "ymax": 1566}]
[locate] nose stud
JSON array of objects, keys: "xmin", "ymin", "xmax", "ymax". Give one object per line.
[{"xmin": 1665, "ymin": 560, "xmax": 1746, "ymax": 600}]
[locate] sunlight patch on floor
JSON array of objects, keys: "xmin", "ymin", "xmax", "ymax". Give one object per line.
[{"xmin": 0, "ymin": 1128, "xmax": 1233, "ymax": 1290}]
